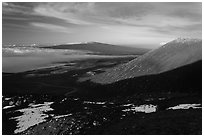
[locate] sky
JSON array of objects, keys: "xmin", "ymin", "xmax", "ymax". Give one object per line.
[{"xmin": 2, "ymin": 2, "xmax": 202, "ymax": 49}]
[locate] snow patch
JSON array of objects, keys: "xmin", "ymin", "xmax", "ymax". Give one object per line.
[
  {"xmin": 10, "ymin": 102, "xmax": 54, "ymax": 133},
  {"xmin": 83, "ymin": 101, "xmax": 106, "ymax": 105},
  {"xmin": 54, "ymin": 114, "xmax": 72, "ymax": 119},
  {"xmin": 167, "ymin": 104, "xmax": 201, "ymax": 110},
  {"xmin": 3, "ymin": 105, "xmax": 15, "ymax": 109},
  {"xmin": 122, "ymin": 104, "xmax": 157, "ymax": 113}
]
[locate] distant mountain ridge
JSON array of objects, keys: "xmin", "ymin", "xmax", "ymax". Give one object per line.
[
  {"xmin": 89, "ymin": 38, "xmax": 202, "ymax": 84},
  {"xmin": 41, "ymin": 42, "xmax": 149, "ymax": 55},
  {"xmin": 65, "ymin": 41, "xmax": 101, "ymax": 45}
]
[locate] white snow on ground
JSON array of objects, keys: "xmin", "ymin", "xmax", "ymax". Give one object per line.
[
  {"xmin": 83, "ymin": 101, "xmax": 106, "ymax": 105},
  {"xmin": 167, "ymin": 104, "xmax": 201, "ymax": 110},
  {"xmin": 3, "ymin": 105, "xmax": 15, "ymax": 109},
  {"xmin": 54, "ymin": 114, "xmax": 73, "ymax": 119},
  {"xmin": 122, "ymin": 104, "xmax": 157, "ymax": 113},
  {"xmin": 10, "ymin": 102, "xmax": 54, "ymax": 133}
]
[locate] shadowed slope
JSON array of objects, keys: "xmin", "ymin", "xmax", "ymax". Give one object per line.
[{"xmin": 77, "ymin": 60, "xmax": 201, "ymax": 98}]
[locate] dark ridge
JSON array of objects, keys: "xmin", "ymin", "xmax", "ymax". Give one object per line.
[
  {"xmin": 41, "ymin": 42, "xmax": 149, "ymax": 55},
  {"xmin": 76, "ymin": 60, "xmax": 202, "ymax": 99},
  {"xmin": 2, "ymin": 72, "xmax": 15, "ymax": 76}
]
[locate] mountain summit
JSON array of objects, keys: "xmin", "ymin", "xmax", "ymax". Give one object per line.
[
  {"xmin": 42, "ymin": 42, "xmax": 148, "ymax": 55},
  {"xmin": 89, "ymin": 38, "xmax": 202, "ymax": 84},
  {"xmin": 65, "ymin": 41, "xmax": 102, "ymax": 45},
  {"xmin": 172, "ymin": 38, "xmax": 201, "ymax": 44}
]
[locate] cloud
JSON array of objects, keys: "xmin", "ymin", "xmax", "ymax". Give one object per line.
[
  {"xmin": 3, "ymin": 2, "xmax": 202, "ymax": 28},
  {"xmin": 3, "ymin": 16, "xmax": 29, "ymax": 21},
  {"xmin": 2, "ymin": 2, "xmax": 202, "ymax": 46},
  {"xmin": 2, "ymin": 2, "xmax": 33, "ymax": 15},
  {"xmin": 31, "ymin": 2, "xmax": 202, "ymax": 35},
  {"xmin": 30, "ymin": 22, "xmax": 72, "ymax": 33},
  {"xmin": 33, "ymin": 3, "xmax": 96, "ymax": 25}
]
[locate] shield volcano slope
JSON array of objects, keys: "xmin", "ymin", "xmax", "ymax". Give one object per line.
[
  {"xmin": 41, "ymin": 42, "xmax": 149, "ymax": 55},
  {"xmin": 89, "ymin": 38, "xmax": 202, "ymax": 84}
]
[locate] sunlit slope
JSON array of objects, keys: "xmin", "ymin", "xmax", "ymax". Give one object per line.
[{"xmin": 90, "ymin": 38, "xmax": 202, "ymax": 84}]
